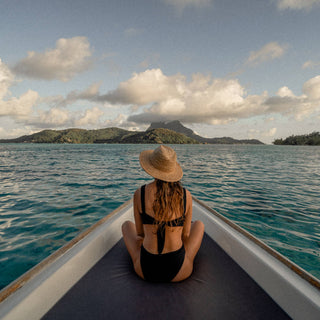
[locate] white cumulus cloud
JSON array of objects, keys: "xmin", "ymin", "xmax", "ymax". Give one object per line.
[
  {"xmin": 13, "ymin": 37, "xmax": 93, "ymax": 82},
  {"xmin": 60, "ymin": 83, "xmax": 101, "ymax": 106},
  {"xmin": 97, "ymin": 68, "xmax": 267, "ymax": 124},
  {"xmin": 277, "ymin": 0, "xmax": 320, "ymax": 10},
  {"xmin": 75, "ymin": 107, "xmax": 104, "ymax": 126},
  {"xmin": 0, "ymin": 58, "xmax": 39, "ymax": 117},
  {"xmin": 302, "ymin": 60, "xmax": 320, "ymax": 69},
  {"xmin": 0, "ymin": 90, "xmax": 39, "ymax": 117},
  {"xmin": 276, "ymin": 86, "xmax": 295, "ymax": 98},
  {"xmin": 264, "ymin": 76, "xmax": 320, "ymax": 120},
  {"xmin": 94, "ymin": 68, "xmax": 320, "ymax": 125},
  {"xmin": 99, "ymin": 69, "xmax": 183, "ymax": 105},
  {"xmin": 302, "ymin": 75, "xmax": 320, "ymax": 100},
  {"xmin": 38, "ymin": 108, "xmax": 71, "ymax": 126},
  {"xmin": 0, "ymin": 58, "xmax": 14, "ymax": 99},
  {"xmin": 246, "ymin": 42, "xmax": 288, "ymax": 66}
]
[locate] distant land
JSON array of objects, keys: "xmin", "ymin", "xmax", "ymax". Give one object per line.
[
  {"xmin": 147, "ymin": 121, "xmax": 263, "ymax": 144},
  {"xmin": 0, "ymin": 121, "xmax": 264, "ymax": 144},
  {"xmin": 273, "ymin": 132, "xmax": 320, "ymax": 145}
]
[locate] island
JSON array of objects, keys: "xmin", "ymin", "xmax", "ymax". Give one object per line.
[
  {"xmin": 273, "ymin": 132, "xmax": 320, "ymax": 145},
  {"xmin": 0, "ymin": 121, "xmax": 264, "ymax": 145}
]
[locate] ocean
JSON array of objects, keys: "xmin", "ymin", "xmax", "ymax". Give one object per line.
[{"xmin": 0, "ymin": 143, "xmax": 319, "ymax": 290}]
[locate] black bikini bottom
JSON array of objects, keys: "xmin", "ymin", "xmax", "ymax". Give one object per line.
[{"xmin": 140, "ymin": 245, "xmax": 185, "ymax": 282}]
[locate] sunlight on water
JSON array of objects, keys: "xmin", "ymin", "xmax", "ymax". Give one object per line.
[{"xmin": 0, "ymin": 143, "xmax": 319, "ymax": 289}]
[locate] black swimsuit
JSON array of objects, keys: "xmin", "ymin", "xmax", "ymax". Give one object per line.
[{"xmin": 140, "ymin": 185, "xmax": 186, "ymax": 282}]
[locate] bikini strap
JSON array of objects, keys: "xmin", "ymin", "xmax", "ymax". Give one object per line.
[
  {"xmin": 183, "ymin": 188, "xmax": 186, "ymax": 214},
  {"xmin": 141, "ymin": 185, "xmax": 146, "ymax": 214}
]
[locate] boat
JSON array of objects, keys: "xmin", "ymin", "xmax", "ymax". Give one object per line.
[{"xmin": 0, "ymin": 198, "xmax": 319, "ymax": 320}]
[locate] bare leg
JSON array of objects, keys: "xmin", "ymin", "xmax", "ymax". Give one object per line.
[
  {"xmin": 184, "ymin": 220, "xmax": 205, "ymax": 261},
  {"xmin": 121, "ymin": 221, "xmax": 144, "ymax": 279},
  {"xmin": 172, "ymin": 220, "xmax": 204, "ymax": 282}
]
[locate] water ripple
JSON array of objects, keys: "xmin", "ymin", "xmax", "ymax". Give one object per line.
[{"xmin": 0, "ymin": 143, "xmax": 319, "ymax": 289}]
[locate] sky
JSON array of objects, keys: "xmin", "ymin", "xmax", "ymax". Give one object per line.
[{"xmin": 1, "ymin": 0, "xmax": 320, "ymax": 144}]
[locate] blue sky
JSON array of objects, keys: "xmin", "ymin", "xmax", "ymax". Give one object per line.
[{"xmin": 1, "ymin": 0, "xmax": 320, "ymax": 143}]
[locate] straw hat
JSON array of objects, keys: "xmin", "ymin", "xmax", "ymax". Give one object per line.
[{"xmin": 139, "ymin": 145, "xmax": 183, "ymax": 182}]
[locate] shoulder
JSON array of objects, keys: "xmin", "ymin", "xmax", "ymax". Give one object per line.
[
  {"xmin": 133, "ymin": 187, "xmax": 143, "ymax": 214},
  {"xmin": 134, "ymin": 186, "xmax": 142, "ymax": 204},
  {"xmin": 183, "ymin": 188, "xmax": 192, "ymax": 211},
  {"xmin": 134, "ymin": 187, "xmax": 141, "ymax": 199},
  {"xmin": 183, "ymin": 188, "xmax": 192, "ymax": 201}
]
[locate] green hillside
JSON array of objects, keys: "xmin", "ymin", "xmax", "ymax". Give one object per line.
[
  {"xmin": 95, "ymin": 128, "xmax": 199, "ymax": 144},
  {"xmin": 0, "ymin": 120, "xmax": 265, "ymax": 144},
  {"xmin": 0, "ymin": 127, "xmax": 198, "ymax": 144},
  {"xmin": 0, "ymin": 128, "xmax": 132, "ymax": 144},
  {"xmin": 273, "ymin": 132, "xmax": 320, "ymax": 145},
  {"xmin": 148, "ymin": 121, "xmax": 264, "ymax": 144}
]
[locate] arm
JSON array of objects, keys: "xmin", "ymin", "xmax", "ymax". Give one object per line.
[
  {"xmin": 182, "ymin": 189, "xmax": 193, "ymax": 241},
  {"xmin": 133, "ymin": 188, "xmax": 145, "ymax": 238}
]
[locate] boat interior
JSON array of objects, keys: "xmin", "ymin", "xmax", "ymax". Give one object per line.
[{"xmin": 43, "ymin": 233, "xmax": 291, "ymax": 320}]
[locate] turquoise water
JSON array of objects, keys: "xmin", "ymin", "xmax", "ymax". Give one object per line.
[{"xmin": 0, "ymin": 144, "xmax": 319, "ymax": 290}]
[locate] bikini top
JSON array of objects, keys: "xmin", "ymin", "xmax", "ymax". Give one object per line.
[{"xmin": 140, "ymin": 184, "xmax": 186, "ymax": 254}]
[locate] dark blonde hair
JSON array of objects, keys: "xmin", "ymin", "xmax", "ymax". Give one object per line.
[{"xmin": 152, "ymin": 179, "xmax": 184, "ymax": 225}]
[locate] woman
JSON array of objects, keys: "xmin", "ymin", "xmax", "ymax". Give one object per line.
[{"xmin": 122, "ymin": 145, "xmax": 204, "ymax": 282}]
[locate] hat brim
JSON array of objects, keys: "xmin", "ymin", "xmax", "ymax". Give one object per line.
[{"xmin": 139, "ymin": 150, "xmax": 183, "ymax": 182}]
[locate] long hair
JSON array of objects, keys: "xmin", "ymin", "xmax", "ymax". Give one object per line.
[{"xmin": 152, "ymin": 179, "xmax": 184, "ymax": 225}]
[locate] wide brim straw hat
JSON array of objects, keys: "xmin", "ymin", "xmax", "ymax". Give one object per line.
[{"xmin": 139, "ymin": 145, "xmax": 183, "ymax": 182}]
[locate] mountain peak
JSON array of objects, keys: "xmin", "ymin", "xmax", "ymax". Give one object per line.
[
  {"xmin": 147, "ymin": 120, "xmax": 194, "ymax": 136},
  {"xmin": 146, "ymin": 120, "xmax": 264, "ymax": 145}
]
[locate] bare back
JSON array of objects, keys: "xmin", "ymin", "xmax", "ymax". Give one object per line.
[{"xmin": 133, "ymin": 181, "xmax": 192, "ymax": 254}]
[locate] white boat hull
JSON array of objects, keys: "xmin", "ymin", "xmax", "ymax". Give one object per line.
[{"xmin": 0, "ymin": 198, "xmax": 319, "ymax": 320}]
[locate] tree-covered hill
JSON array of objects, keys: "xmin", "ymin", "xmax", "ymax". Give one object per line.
[
  {"xmin": 148, "ymin": 121, "xmax": 264, "ymax": 144},
  {"xmin": 0, "ymin": 128, "xmax": 133, "ymax": 144},
  {"xmin": 95, "ymin": 128, "xmax": 199, "ymax": 144},
  {"xmin": 0, "ymin": 120, "xmax": 264, "ymax": 144},
  {"xmin": 0, "ymin": 127, "xmax": 198, "ymax": 144},
  {"xmin": 273, "ymin": 132, "xmax": 320, "ymax": 145}
]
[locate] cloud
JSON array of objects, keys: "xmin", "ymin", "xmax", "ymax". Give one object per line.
[
  {"xmin": 266, "ymin": 127, "xmax": 277, "ymax": 137},
  {"xmin": 276, "ymin": 86, "xmax": 295, "ymax": 98},
  {"xmin": 93, "ymin": 68, "xmax": 320, "ymax": 125},
  {"xmin": 302, "ymin": 75, "xmax": 320, "ymax": 100},
  {"xmin": 0, "ymin": 58, "xmax": 104, "ymax": 129},
  {"xmin": 35, "ymin": 108, "xmax": 71, "ymax": 127},
  {"xmin": 96, "ymin": 68, "xmax": 266, "ymax": 124},
  {"xmin": 58, "ymin": 82, "xmax": 101, "ymax": 106},
  {"xmin": 246, "ymin": 42, "xmax": 288, "ymax": 66},
  {"xmin": 302, "ymin": 60, "xmax": 320, "ymax": 69},
  {"xmin": 75, "ymin": 107, "xmax": 104, "ymax": 126},
  {"xmin": 164, "ymin": 0, "xmax": 213, "ymax": 12},
  {"xmin": 0, "ymin": 90, "xmax": 39, "ymax": 117},
  {"xmin": 248, "ymin": 127, "xmax": 277, "ymax": 141},
  {"xmin": 0, "ymin": 125, "xmax": 36, "ymax": 139},
  {"xmin": 264, "ymin": 77, "xmax": 320, "ymax": 120},
  {"xmin": 25, "ymin": 105, "xmax": 106, "ymax": 129},
  {"xmin": 13, "ymin": 37, "xmax": 93, "ymax": 82},
  {"xmin": 0, "ymin": 58, "xmax": 14, "ymax": 99},
  {"xmin": 0, "ymin": 58, "xmax": 39, "ymax": 117},
  {"xmin": 276, "ymin": 0, "xmax": 320, "ymax": 11},
  {"xmin": 98, "ymin": 69, "xmax": 183, "ymax": 105}
]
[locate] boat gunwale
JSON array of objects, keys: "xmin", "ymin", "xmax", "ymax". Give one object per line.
[
  {"xmin": 193, "ymin": 196, "xmax": 320, "ymax": 291},
  {"xmin": 1, "ymin": 196, "xmax": 319, "ymax": 306},
  {"xmin": 0, "ymin": 199, "xmax": 132, "ymax": 304}
]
